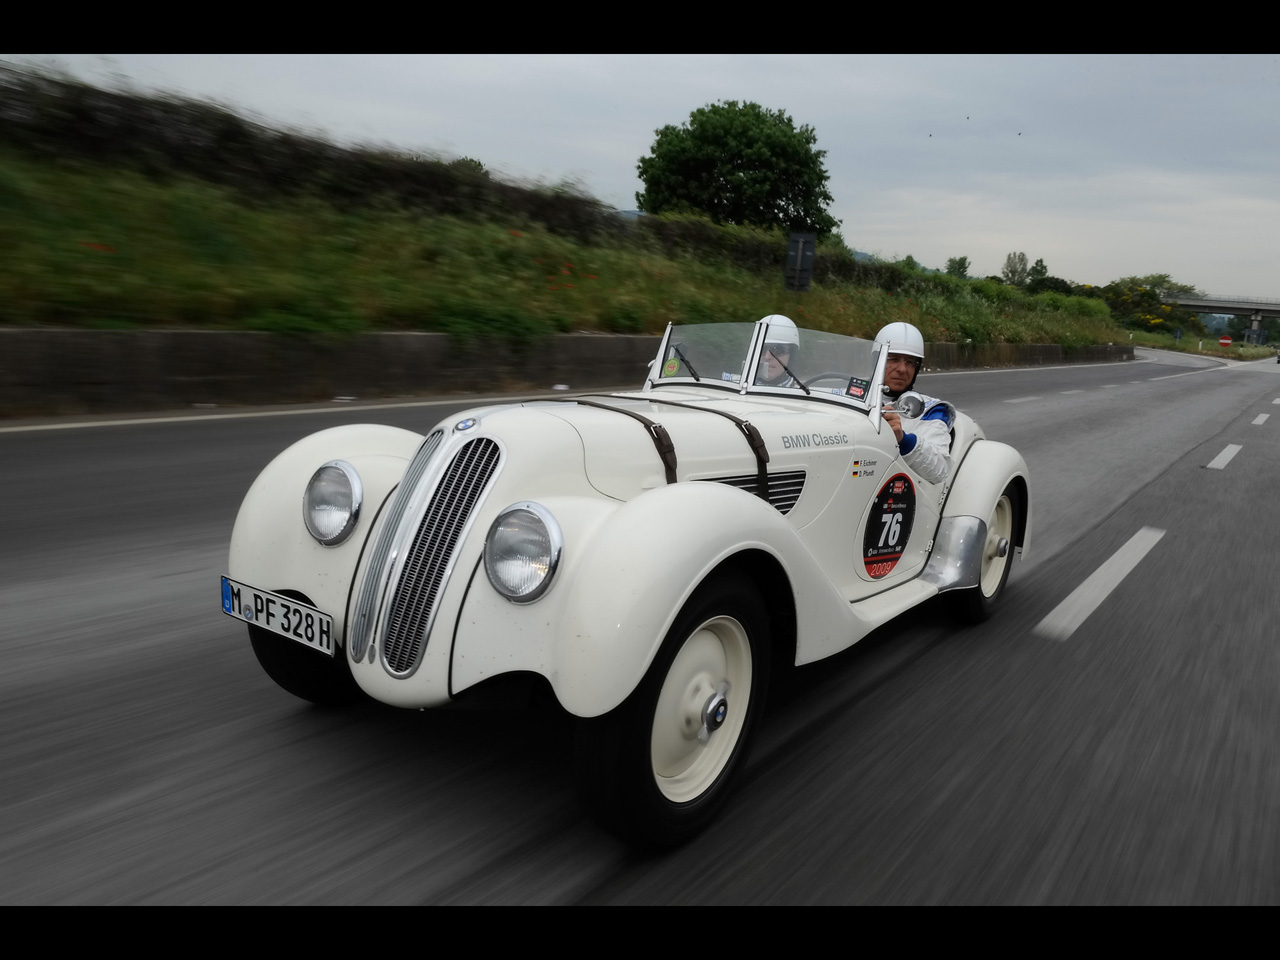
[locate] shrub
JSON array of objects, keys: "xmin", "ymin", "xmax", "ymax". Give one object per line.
[{"xmin": 969, "ymin": 277, "xmax": 1022, "ymax": 304}]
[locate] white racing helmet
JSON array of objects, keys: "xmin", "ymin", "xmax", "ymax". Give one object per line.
[
  {"xmin": 757, "ymin": 315, "xmax": 800, "ymax": 386},
  {"xmin": 875, "ymin": 321, "xmax": 925, "ymax": 396},
  {"xmin": 874, "ymin": 321, "xmax": 924, "ymax": 359},
  {"xmin": 761, "ymin": 314, "xmax": 799, "ymax": 349}
]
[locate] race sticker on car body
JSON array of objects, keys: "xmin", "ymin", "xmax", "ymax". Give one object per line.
[
  {"xmin": 862, "ymin": 473, "xmax": 916, "ymax": 579},
  {"xmin": 221, "ymin": 576, "xmax": 334, "ymax": 656}
]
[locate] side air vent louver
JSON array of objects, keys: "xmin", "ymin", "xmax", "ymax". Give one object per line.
[
  {"xmin": 380, "ymin": 437, "xmax": 501, "ymax": 676},
  {"xmin": 348, "ymin": 430, "xmax": 444, "ymax": 662},
  {"xmin": 707, "ymin": 470, "xmax": 806, "ymax": 514}
]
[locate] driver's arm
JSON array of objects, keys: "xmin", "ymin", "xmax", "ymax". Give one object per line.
[{"xmin": 899, "ymin": 409, "xmax": 951, "ymax": 483}]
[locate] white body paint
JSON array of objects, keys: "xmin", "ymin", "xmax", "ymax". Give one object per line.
[{"xmin": 227, "ymin": 320, "xmax": 1032, "ymax": 717}]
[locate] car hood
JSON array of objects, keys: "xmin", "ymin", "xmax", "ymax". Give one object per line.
[{"xmin": 526, "ymin": 390, "xmax": 865, "ymax": 512}]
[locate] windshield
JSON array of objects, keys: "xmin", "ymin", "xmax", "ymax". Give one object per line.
[
  {"xmin": 652, "ymin": 322, "xmax": 757, "ymax": 388},
  {"xmin": 753, "ymin": 320, "xmax": 881, "ymax": 405},
  {"xmin": 649, "ymin": 320, "xmax": 883, "ymax": 411}
]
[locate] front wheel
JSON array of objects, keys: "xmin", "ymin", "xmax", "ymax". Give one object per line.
[
  {"xmin": 575, "ymin": 576, "xmax": 771, "ymax": 847},
  {"xmin": 249, "ymin": 624, "xmax": 362, "ymax": 706},
  {"xmin": 949, "ymin": 484, "xmax": 1019, "ymax": 624}
]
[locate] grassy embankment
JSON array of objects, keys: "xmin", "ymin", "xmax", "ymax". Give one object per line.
[
  {"xmin": 1, "ymin": 146, "xmax": 1269, "ymax": 359},
  {"xmin": 1126, "ymin": 328, "xmax": 1271, "ymax": 360}
]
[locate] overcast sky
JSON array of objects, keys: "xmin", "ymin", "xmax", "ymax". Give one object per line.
[{"xmin": 10, "ymin": 54, "xmax": 1280, "ymax": 298}]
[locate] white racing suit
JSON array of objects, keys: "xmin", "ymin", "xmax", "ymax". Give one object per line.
[{"xmin": 893, "ymin": 391, "xmax": 954, "ymax": 484}]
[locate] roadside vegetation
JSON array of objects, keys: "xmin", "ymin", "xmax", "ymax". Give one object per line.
[{"xmin": 0, "ymin": 63, "xmax": 1268, "ymax": 358}]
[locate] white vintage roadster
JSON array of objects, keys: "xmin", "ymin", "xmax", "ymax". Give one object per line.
[{"xmin": 222, "ymin": 318, "xmax": 1030, "ymax": 846}]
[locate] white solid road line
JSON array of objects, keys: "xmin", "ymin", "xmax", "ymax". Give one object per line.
[
  {"xmin": 0, "ymin": 391, "xmax": 611, "ymax": 434},
  {"xmin": 1253, "ymin": 414, "xmax": 1270, "ymax": 425},
  {"xmin": 1034, "ymin": 527, "xmax": 1167, "ymax": 642},
  {"xmin": 1205, "ymin": 444, "xmax": 1242, "ymax": 470},
  {"xmin": 1005, "ymin": 396, "xmax": 1041, "ymax": 403}
]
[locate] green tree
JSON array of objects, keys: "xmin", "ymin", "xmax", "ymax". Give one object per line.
[
  {"xmin": 1028, "ymin": 258, "xmax": 1048, "ymax": 283},
  {"xmin": 1101, "ymin": 274, "xmax": 1205, "ymax": 334},
  {"xmin": 1109, "ymin": 273, "xmax": 1203, "ymax": 299},
  {"xmin": 449, "ymin": 157, "xmax": 488, "ymax": 176},
  {"xmin": 945, "ymin": 256, "xmax": 970, "ymax": 279},
  {"xmin": 1002, "ymin": 251, "xmax": 1029, "ymax": 286},
  {"xmin": 1027, "ymin": 275, "xmax": 1073, "ymax": 295},
  {"xmin": 636, "ymin": 100, "xmax": 840, "ymax": 238}
]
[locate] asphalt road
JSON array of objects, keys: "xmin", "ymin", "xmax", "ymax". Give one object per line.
[{"xmin": 3, "ymin": 348, "xmax": 1279, "ymax": 903}]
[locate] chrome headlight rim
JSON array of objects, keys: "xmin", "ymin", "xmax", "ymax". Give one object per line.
[
  {"xmin": 483, "ymin": 501, "xmax": 563, "ymax": 604},
  {"xmin": 303, "ymin": 459, "xmax": 363, "ymax": 547}
]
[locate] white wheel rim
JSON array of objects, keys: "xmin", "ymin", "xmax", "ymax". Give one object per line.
[
  {"xmin": 650, "ymin": 615, "xmax": 752, "ymax": 804},
  {"xmin": 980, "ymin": 495, "xmax": 1013, "ymax": 597}
]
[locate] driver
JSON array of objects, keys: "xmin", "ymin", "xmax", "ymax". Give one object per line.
[
  {"xmin": 755, "ymin": 315, "xmax": 800, "ymax": 387},
  {"xmin": 876, "ymin": 321, "xmax": 953, "ymax": 484}
]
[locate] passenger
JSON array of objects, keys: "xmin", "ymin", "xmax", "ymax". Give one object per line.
[
  {"xmin": 755, "ymin": 315, "xmax": 801, "ymax": 388},
  {"xmin": 876, "ymin": 321, "xmax": 953, "ymax": 484}
]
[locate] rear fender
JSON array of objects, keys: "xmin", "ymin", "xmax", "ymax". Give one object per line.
[{"xmin": 941, "ymin": 439, "xmax": 1031, "ymax": 556}]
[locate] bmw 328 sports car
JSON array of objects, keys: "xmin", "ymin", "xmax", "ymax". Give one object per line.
[{"xmin": 222, "ymin": 317, "xmax": 1030, "ymax": 846}]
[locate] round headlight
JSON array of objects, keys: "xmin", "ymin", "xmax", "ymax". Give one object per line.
[
  {"xmin": 303, "ymin": 460, "xmax": 362, "ymax": 546},
  {"xmin": 484, "ymin": 502, "xmax": 562, "ymax": 603}
]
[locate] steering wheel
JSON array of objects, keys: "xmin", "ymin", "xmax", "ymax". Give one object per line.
[{"xmin": 801, "ymin": 372, "xmax": 852, "ymax": 389}]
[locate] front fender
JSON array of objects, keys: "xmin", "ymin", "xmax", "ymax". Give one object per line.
[
  {"xmin": 452, "ymin": 481, "xmax": 857, "ymax": 717},
  {"xmin": 228, "ymin": 424, "xmax": 425, "ymax": 646}
]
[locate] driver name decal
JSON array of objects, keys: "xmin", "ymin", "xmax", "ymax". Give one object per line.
[{"xmin": 862, "ymin": 473, "xmax": 916, "ymax": 579}]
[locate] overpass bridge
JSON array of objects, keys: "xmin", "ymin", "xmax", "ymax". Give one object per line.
[
  {"xmin": 1162, "ymin": 295, "xmax": 1280, "ymax": 319},
  {"xmin": 1161, "ymin": 295, "xmax": 1280, "ymax": 343}
]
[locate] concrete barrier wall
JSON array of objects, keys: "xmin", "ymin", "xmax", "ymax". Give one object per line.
[
  {"xmin": 0, "ymin": 330, "xmax": 1133, "ymax": 418},
  {"xmin": 924, "ymin": 340, "xmax": 1132, "ymax": 370}
]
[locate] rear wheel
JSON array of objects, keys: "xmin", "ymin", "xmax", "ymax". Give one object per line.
[
  {"xmin": 576, "ymin": 576, "xmax": 770, "ymax": 847},
  {"xmin": 950, "ymin": 484, "xmax": 1018, "ymax": 623}
]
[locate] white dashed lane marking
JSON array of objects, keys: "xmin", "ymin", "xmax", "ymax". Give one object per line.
[
  {"xmin": 1034, "ymin": 527, "xmax": 1167, "ymax": 642},
  {"xmin": 1253, "ymin": 414, "xmax": 1269, "ymax": 425},
  {"xmin": 1005, "ymin": 397, "xmax": 1041, "ymax": 403},
  {"xmin": 1205, "ymin": 444, "xmax": 1242, "ymax": 470},
  {"xmin": 1059, "ymin": 390, "xmax": 1084, "ymax": 395}
]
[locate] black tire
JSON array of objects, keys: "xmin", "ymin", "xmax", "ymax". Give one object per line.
[
  {"xmin": 949, "ymin": 484, "xmax": 1019, "ymax": 624},
  {"xmin": 575, "ymin": 576, "xmax": 771, "ymax": 848},
  {"xmin": 249, "ymin": 624, "xmax": 362, "ymax": 706}
]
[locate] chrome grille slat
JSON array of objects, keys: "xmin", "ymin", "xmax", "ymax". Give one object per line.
[
  {"xmin": 381, "ymin": 438, "xmax": 501, "ymax": 675},
  {"xmin": 348, "ymin": 430, "xmax": 443, "ymax": 661},
  {"xmin": 704, "ymin": 470, "xmax": 806, "ymax": 514}
]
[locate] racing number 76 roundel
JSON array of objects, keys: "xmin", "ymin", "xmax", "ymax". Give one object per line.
[{"xmin": 862, "ymin": 473, "xmax": 916, "ymax": 579}]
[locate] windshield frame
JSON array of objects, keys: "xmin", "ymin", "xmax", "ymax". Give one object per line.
[{"xmin": 646, "ymin": 319, "xmax": 888, "ymax": 421}]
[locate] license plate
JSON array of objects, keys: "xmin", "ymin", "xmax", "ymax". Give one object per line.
[{"xmin": 221, "ymin": 576, "xmax": 334, "ymax": 656}]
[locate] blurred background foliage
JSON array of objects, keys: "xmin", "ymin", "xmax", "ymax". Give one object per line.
[{"xmin": 0, "ymin": 63, "xmax": 1264, "ymax": 355}]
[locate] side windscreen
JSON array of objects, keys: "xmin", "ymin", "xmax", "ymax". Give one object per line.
[{"xmin": 654, "ymin": 322, "xmax": 758, "ymax": 388}]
